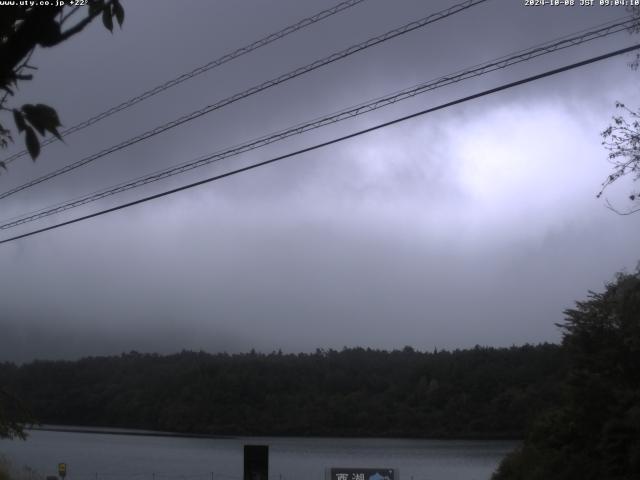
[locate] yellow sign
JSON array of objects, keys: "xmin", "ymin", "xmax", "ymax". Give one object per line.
[{"xmin": 58, "ymin": 463, "xmax": 67, "ymax": 477}]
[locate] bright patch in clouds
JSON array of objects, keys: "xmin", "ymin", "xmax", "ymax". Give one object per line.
[
  {"xmin": 452, "ymin": 101, "xmax": 609, "ymax": 236},
  {"xmin": 328, "ymin": 99, "xmax": 612, "ymax": 249}
]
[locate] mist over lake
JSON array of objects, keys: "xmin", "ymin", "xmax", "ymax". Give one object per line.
[{"xmin": 1, "ymin": 429, "xmax": 516, "ymax": 480}]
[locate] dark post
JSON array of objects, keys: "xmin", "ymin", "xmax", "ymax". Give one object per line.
[{"xmin": 244, "ymin": 445, "xmax": 268, "ymax": 480}]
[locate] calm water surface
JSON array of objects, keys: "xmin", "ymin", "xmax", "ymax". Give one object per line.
[{"xmin": 0, "ymin": 429, "xmax": 517, "ymax": 480}]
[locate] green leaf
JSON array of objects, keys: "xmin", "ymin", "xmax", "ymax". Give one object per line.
[
  {"xmin": 24, "ymin": 126, "xmax": 40, "ymax": 160},
  {"xmin": 113, "ymin": 0, "xmax": 124, "ymax": 27},
  {"xmin": 34, "ymin": 103, "xmax": 62, "ymax": 140},
  {"xmin": 13, "ymin": 109, "xmax": 26, "ymax": 132},
  {"xmin": 22, "ymin": 104, "xmax": 62, "ymax": 140},
  {"xmin": 22, "ymin": 104, "xmax": 45, "ymax": 135},
  {"xmin": 102, "ymin": 4, "xmax": 113, "ymax": 32}
]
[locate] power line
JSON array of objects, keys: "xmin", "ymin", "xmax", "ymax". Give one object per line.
[
  {"xmin": 1, "ymin": 0, "xmax": 369, "ymax": 166},
  {"xmin": 0, "ymin": 16, "xmax": 635, "ymax": 230},
  {"xmin": 0, "ymin": 0, "xmax": 488, "ymax": 201},
  {"xmin": 1, "ymin": 43, "xmax": 638, "ymax": 246}
]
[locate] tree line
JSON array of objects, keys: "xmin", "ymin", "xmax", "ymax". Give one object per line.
[{"xmin": 0, "ymin": 343, "xmax": 566, "ymax": 439}]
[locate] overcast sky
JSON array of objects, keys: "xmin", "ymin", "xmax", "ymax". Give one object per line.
[{"xmin": 0, "ymin": 0, "xmax": 639, "ymax": 362}]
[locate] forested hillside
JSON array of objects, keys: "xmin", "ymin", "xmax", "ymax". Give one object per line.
[
  {"xmin": 0, "ymin": 344, "xmax": 565, "ymax": 438},
  {"xmin": 493, "ymin": 272, "xmax": 640, "ymax": 479}
]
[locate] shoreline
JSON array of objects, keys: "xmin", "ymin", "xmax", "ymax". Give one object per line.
[
  {"xmin": 29, "ymin": 425, "xmax": 235, "ymax": 440},
  {"xmin": 28, "ymin": 425, "xmax": 522, "ymax": 442}
]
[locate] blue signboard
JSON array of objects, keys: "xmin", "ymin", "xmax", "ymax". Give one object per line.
[{"xmin": 330, "ymin": 468, "xmax": 395, "ymax": 480}]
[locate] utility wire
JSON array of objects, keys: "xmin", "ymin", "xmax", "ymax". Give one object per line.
[
  {"xmin": 1, "ymin": 0, "xmax": 369, "ymax": 166},
  {"xmin": 0, "ymin": 0, "xmax": 488, "ymax": 201},
  {"xmin": 1, "ymin": 16, "xmax": 635, "ymax": 230},
  {"xmin": 1, "ymin": 43, "xmax": 638, "ymax": 246}
]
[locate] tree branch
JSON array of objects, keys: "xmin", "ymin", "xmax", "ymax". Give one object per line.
[
  {"xmin": 59, "ymin": 5, "xmax": 81, "ymax": 26},
  {"xmin": 0, "ymin": 8, "xmax": 61, "ymax": 82},
  {"xmin": 57, "ymin": 7, "xmax": 104, "ymax": 43},
  {"xmin": 604, "ymin": 198, "xmax": 640, "ymax": 215}
]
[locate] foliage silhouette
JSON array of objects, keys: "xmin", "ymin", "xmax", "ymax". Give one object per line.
[
  {"xmin": 0, "ymin": 0, "xmax": 124, "ymax": 167},
  {"xmin": 0, "ymin": 0, "xmax": 124, "ymax": 439},
  {"xmin": 599, "ymin": 8, "xmax": 640, "ymax": 214},
  {"xmin": 493, "ymin": 271, "xmax": 640, "ymax": 480}
]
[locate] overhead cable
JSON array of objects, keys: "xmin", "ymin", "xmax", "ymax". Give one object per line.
[
  {"xmin": 1, "ymin": 43, "xmax": 638, "ymax": 246},
  {"xmin": 1, "ymin": 0, "xmax": 370, "ymax": 166},
  {"xmin": 0, "ymin": 0, "xmax": 488, "ymax": 200},
  {"xmin": 1, "ymin": 16, "xmax": 636, "ymax": 230}
]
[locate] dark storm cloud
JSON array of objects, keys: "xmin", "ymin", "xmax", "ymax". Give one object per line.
[{"xmin": 0, "ymin": 0, "xmax": 638, "ymax": 361}]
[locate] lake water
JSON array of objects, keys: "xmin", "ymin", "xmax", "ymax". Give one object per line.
[{"xmin": 0, "ymin": 429, "xmax": 517, "ymax": 480}]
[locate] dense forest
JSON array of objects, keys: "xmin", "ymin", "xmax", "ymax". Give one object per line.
[
  {"xmin": 0, "ymin": 343, "xmax": 566, "ymax": 439},
  {"xmin": 494, "ymin": 272, "xmax": 640, "ymax": 480}
]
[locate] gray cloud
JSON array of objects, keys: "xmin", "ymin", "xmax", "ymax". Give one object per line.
[{"xmin": 1, "ymin": 0, "xmax": 638, "ymax": 362}]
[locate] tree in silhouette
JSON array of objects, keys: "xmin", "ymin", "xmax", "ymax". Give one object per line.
[
  {"xmin": 600, "ymin": 103, "xmax": 640, "ymax": 215},
  {"xmin": 0, "ymin": 1, "xmax": 124, "ymax": 439},
  {"xmin": 599, "ymin": 9, "xmax": 640, "ymax": 214},
  {"xmin": 493, "ymin": 270, "xmax": 640, "ymax": 480},
  {"xmin": 0, "ymin": 0, "xmax": 124, "ymax": 166},
  {"xmin": 0, "ymin": 385, "xmax": 33, "ymax": 439}
]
